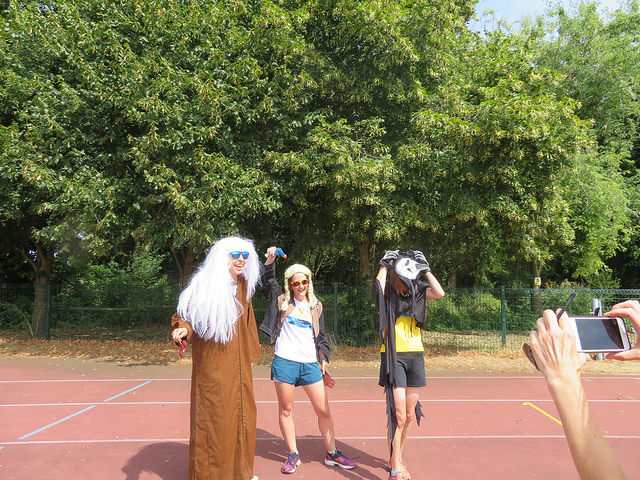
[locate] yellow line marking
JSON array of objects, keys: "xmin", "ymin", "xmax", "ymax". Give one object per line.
[{"xmin": 522, "ymin": 402, "xmax": 563, "ymax": 426}]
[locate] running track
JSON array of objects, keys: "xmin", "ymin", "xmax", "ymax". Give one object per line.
[{"xmin": 1, "ymin": 357, "xmax": 639, "ymax": 479}]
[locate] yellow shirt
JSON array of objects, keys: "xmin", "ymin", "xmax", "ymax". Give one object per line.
[{"xmin": 381, "ymin": 315, "xmax": 424, "ymax": 353}]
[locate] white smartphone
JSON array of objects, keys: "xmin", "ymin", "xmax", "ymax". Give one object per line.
[{"xmin": 567, "ymin": 316, "xmax": 631, "ymax": 353}]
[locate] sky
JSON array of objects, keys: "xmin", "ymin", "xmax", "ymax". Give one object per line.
[{"xmin": 471, "ymin": 0, "xmax": 623, "ymax": 30}]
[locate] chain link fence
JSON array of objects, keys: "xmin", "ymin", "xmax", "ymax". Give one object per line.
[{"xmin": 1, "ymin": 283, "xmax": 638, "ymax": 351}]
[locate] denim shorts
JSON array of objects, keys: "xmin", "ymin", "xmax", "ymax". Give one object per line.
[{"xmin": 271, "ymin": 355, "xmax": 323, "ymax": 386}]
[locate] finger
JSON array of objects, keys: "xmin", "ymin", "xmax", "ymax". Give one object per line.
[
  {"xmin": 534, "ymin": 316, "xmax": 548, "ymax": 336},
  {"xmin": 605, "ymin": 306, "xmax": 637, "ymax": 319},
  {"xmin": 607, "ymin": 300, "xmax": 640, "ymax": 313},
  {"xmin": 556, "ymin": 310, "xmax": 570, "ymax": 329},
  {"xmin": 605, "ymin": 307, "xmax": 640, "ymax": 331},
  {"xmin": 606, "ymin": 349, "xmax": 640, "ymax": 361},
  {"xmin": 542, "ymin": 309, "xmax": 560, "ymax": 329}
]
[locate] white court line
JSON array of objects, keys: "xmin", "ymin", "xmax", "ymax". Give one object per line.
[
  {"xmin": 3, "ymin": 398, "xmax": 639, "ymax": 408},
  {"xmin": 1, "ymin": 375, "xmax": 638, "ymax": 383},
  {"xmin": 3, "ymin": 434, "xmax": 640, "ymax": 447},
  {"xmin": 0, "ymin": 379, "xmax": 191, "ymax": 383},
  {"xmin": 13, "ymin": 381, "xmax": 153, "ymax": 441}
]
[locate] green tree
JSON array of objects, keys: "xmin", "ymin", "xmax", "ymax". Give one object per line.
[
  {"xmin": 2, "ymin": 0, "xmax": 320, "ymax": 289},
  {"xmin": 411, "ymin": 30, "xmax": 598, "ymax": 287},
  {"xmin": 0, "ymin": 3, "xmax": 75, "ymax": 336},
  {"xmin": 262, "ymin": 0, "xmax": 476, "ymax": 282},
  {"xmin": 526, "ymin": 1, "xmax": 640, "ymax": 285}
]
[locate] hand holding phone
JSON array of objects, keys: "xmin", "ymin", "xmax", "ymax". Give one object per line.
[
  {"xmin": 604, "ymin": 300, "xmax": 640, "ymax": 361},
  {"xmin": 524, "ymin": 293, "xmax": 576, "ymax": 371}
]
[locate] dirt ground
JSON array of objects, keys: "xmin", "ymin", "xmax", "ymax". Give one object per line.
[{"xmin": 1, "ymin": 326, "xmax": 639, "ymax": 375}]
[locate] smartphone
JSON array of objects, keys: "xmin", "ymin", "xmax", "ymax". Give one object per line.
[{"xmin": 567, "ymin": 316, "xmax": 631, "ymax": 353}]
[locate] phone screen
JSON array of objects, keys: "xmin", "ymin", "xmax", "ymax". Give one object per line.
[{"xmin": 575, "ymin": 317, "xmax": 625, "ymax": 350}]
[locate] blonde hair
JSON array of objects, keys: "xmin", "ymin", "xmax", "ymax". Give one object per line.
[
  {"xmin": 281, "ymin": 263, "xmax": 318, "ymax": 310},
  {"xmin": 177, "ymin": 236, "xmax": 261, "ymax": 343}
]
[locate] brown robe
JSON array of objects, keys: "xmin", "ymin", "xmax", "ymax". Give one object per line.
[{"xmin": 172, "ymin": 277, "xmax": 261, "ymax": 480}]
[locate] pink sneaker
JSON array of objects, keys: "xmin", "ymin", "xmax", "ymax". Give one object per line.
[
  {"xmin": 281, "ymin": 452, "xmax": 301, "ymax": 474},
  {"xmin": 324, "ymin": 449, "xmax": 356, "ymax": 469}
]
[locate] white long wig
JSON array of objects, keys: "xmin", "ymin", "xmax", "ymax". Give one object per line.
[
  {"xmin": 280, "ymin": 263, "xmax": 318, "ymax": 310},
  {"xmin": 177, "ymin": 236, "xmax": 261, "ymax": 344}
]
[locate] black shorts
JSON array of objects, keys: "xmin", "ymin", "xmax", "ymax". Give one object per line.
[{"xmin": 379, "ymin": 352, "xmax": 426, "ymax": 388}]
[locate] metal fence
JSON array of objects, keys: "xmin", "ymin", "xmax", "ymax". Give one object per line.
[{"xmin": 1, "ymin": 283, "xmax": 638, "ymax": 350}]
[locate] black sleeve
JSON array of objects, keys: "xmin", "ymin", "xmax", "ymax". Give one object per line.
[
  {"xmin": 415, "ymin": 281, "xmax": 428, "ymax": 329},
  {"xmin": 372, "ymin": 279, "xmax": 387, "ymax": 333},
  {"xmin": 259, "ymin": 262, "xmax": 283, "ymax": 340},
  {"xmin": 315, "ymin": 303, "xmax": 331, "ymax": 362},
  {"xmin": 260, "ymin": 262, "xmax": 282, "ymax": 297}
]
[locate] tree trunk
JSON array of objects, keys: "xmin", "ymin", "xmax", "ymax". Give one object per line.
[
  {"xmin": 171, "ymin": 246, "xmax": 196, "ymax": 286},
  {"xmin": 358, "ymin": 242, "xmax": 374, "ymax": 285},
  {"xmin": 447, "ymin": 268, "xmax": 458, "ymax": 290},
  {"xmin": 23, "ymin": 242, "xmax": 53, "ymax": 339},
  {"xmin": 32, "ymin": 273, "xmax": 50, "ymax": 339}
]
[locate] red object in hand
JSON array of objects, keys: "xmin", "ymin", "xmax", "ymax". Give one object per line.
[{"xmin": 178, "ymin": 339, "xmax": 187, "ymax": 359}]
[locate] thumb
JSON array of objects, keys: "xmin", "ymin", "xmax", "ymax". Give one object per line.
[{"xmin": 605, "ymin": 350, "xmax": 635, "ymax": 361}]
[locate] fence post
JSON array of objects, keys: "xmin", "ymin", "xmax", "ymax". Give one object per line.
[
  {"xmin": 500, "ymin": 286, "xmax": 506, "ymax": 347},
  {"xmin": 333, "ymin": 283, "xmax": 338, "ymax": 341},
  {"xmin": 592, "ymin": 298, "xmax": 604, "ymax": 361}
]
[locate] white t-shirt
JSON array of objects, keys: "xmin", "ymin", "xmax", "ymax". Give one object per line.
[{"xmin": 275, "ymin": 298, "xmax": 317, "ymax": 363}]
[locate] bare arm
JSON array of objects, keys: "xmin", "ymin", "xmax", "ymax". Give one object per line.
[
  {"xmin": 264, "ymin": 246, "xmax": 277, "ymax": 265},
  {"xmin": 424, "ymin": 271, "xmax": 445, "ymax": 300},
  {"xmin": 530, "ymin": 310, "xmax": 627, "ymax": 480}
]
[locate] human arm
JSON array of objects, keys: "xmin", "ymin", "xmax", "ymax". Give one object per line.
[
  {"xmin": 260, "ymin": 249, "xmax": 282, "ymax": 297},
  {"xmin": 424, "ymin": 271, "xmax": 445, "ymax": 300},
  {"xmin": 604, "ymin": 300, "xmax": 640, "ymax": 361},
  {"xmin": 314, "ymin": 304, "xmax": 335, "ymax": 386},
  {"xmin": 171, "ymin": 313, "xmax": 193, "ymax": 343},
  {"xmin": 258, "ymin": 261, "xmax": 282, "ymax": 340},
  {"xmin": 412, "ymin": 250, "xmax": 444, "ymax": 300},
  {"xmin": 375, "ymin": 265, "xmax": 388, "ymax": 295},
  {"xmin": 264, "ymin": 246, "xmax": 278, "ymax": 266},
  {"xmin": 376, "ymin": 250, "xmax": 399, "ymax": 294},
  {"xmin": 315, "ymin": 303, "xmax": 330, "ymax": 368},
  {"xmin": 529, "ymin": 310, "xmax": 628, "ymax": 480}
]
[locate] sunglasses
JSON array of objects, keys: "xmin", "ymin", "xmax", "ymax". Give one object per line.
[
  {"xmin": 230, "ymin": 251, "xmax": 249, "ymax": 260},
  {"xmin": 289, "ymin": 279, "xmax": 309, "ymax": 287}
]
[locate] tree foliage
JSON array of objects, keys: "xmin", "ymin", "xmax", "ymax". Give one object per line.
[{"xmin": 0, "ymin": 0, "xmax": 638, "ymax": 337}]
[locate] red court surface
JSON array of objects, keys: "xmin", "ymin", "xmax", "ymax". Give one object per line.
[{"xmin": 1, "ymin": 356, "xmax": 639, "ymax": 479}]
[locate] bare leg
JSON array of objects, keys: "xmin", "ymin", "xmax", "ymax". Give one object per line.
[
  {"xmin": 389, "ymin": 387, "xmax": 407, "ymax": 472},
  {"xmin": 398, "ymin": 388, "xmax": 421, "ymax": 456},
  {"xmin": 302, "ymin": 380, "xmax": 335, "ymax": 451},
  {"xmin": 274, "ymin": 381, "xmax": 298, "ymax": 453},
  {"xmin": 389, "ymin": 387, "xmax": 420, "ymax": 472}
]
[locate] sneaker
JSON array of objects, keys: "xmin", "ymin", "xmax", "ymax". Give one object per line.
[
  {"xmin": 324, "ymin": 449, "xmax": 356, "ymax": 469},
  {"xmin": 388, "ymin": 471, "xmax": 411, "ymax": 480},
  {"xmin": 281, "ymin": 452, "xmax": 301, "ymax": 474}
]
